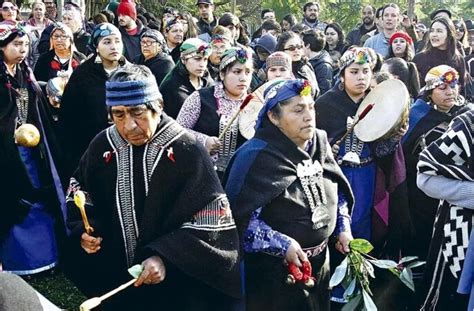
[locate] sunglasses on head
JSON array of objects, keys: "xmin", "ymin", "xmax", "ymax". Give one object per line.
[{"xmin": 284, "ymin": 44, "xmax": 303, "ymax": 51}]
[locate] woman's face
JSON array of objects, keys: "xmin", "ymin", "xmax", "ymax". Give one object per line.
[
  {"xmin": 325, "ymin": 27, "xmax": 339, "ymax": 47},
  {"xmin": 220, "ymin": 62, "xmax": 253, "ymax": 98},
  {"xmin": 267, "ymin": 65, "xmax": 292, "ymax": 81},
  {"xmin": 268, "ymin": 95, "xmax": 315, "ymax": 148},
  {"xmin": 140, "ymin": 37, "xmax": 159, "ymax": 60},
  {"xmin": 391, "ymin": 37, "xmax": 408, "ymax": 57},
  {"xmin": 455, "ymin": 24, "xmax": 464, "ymax": 41},
  {"xmin": 342, "ymin": 62, "xmax": 372, "ymax": 97},
  {"xmin": 1, "ymin": 2, "xmax": 17, "ymax": 21},
  {"xmin": 51, "ymin": 29, "xmax": 71, "ymax": 53},
  {"xmin": 429, "ymin": 22, "xmax": 448, "ymax": 50},
  {"xmin": 183, "ymin": 55, "xmax": 208, "ymax": 78},
  {"xmin": 97, "ymin": 34, "xmax": 123, "ymax": 63},
  {"xmin": 33, "ymin": 3, "xmax": 45, "ymax": 20},
  {"xmin": 281, "ymin": 20, "xmax": 291, "ymax": 32},
  {"xmin": 431, "ymin": 83, "xmax": 458, "ymax": 112},
  {"xmin": 283, "ymin": 36, "xmax": 304, "ymax": 62},
  {"xmin": 225, "ymin": 24, "xmax": 239, "ymax": 41},
  {"xmin": 1, "ymin": 35, "xmax": 29, "ymax": 65},
  {"xmin": 179, "ymin": 19, "xmax": 189, "ymax": 36},
  {"xmin": 166, "ymin": 24, "xmax": 184, "ymax": 46},
  {"xmin": 209, "ymin": 41, "xmax": 230, "ymax": 65}
]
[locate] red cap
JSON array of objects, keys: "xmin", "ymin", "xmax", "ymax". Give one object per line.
[
  {"xmin": 389, "ymin": 31, "xmax": 413, "ymax": 46},
  {"xmin": 117, "ymin": 0, "xmax": 137, "ymax": 21}
]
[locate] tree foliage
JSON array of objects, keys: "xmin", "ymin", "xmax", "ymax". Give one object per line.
[{"xmin": 89, "ymin": 0, "xmax": 472, "ymax": 34}]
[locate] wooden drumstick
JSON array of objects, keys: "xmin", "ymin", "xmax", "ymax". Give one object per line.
[
  {"xmin": 218, "ymin": 94, "xmax": 254, "ymax": 141},
  {"xmin": 74, "ymin": 190, "xmax": 94, "ymax": 235},
  {"xmin": 79, "ymin": 279, "xmax": 136, "ymax": 310},
  {"xmin": 333, "ymin": 103, "xmax": 375, "ymax": 152}
]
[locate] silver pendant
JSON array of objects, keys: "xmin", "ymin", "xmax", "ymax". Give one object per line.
[{"xmin": 342, "ymin": 151, "xmax": 360, "ymax": 165}]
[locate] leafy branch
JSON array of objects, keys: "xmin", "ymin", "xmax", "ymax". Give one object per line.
[{"xmin": 329, "ymin": 239, "xmax": 425, "ymax": 311}]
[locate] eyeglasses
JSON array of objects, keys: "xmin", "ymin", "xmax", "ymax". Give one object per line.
[
  {"xmin": 284, "ymin": 45, "xmax": 303, "ymax": 51},
  {"xmin": 2, "ymin": 6, "xmax": 17, "ymax": 11},
  {"xmin": 140, "ymin": 40, "xmax": 157, "ymax": 46},
  {"xmin": 52, "ymin": 35, "xmax": 69, "ymax": 40}
]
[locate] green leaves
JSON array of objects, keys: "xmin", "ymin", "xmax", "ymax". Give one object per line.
[
  {"xmin": 127, "ymin": 264, "xmax": 144, "ymax": 279},
  {"xmin": 330, "ymin": 238, "xmax": 426, "ymax": 310},
  {"xmin": 350, "ymin": 239, "xmax": 374, "ymax": 254}
]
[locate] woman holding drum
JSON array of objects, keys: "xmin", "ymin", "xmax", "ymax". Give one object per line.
[{"xmin": 316, "ymin": 46, "xmax": 410, "ymax": 253}]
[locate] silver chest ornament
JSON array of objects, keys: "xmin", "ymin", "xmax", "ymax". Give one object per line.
[
  {"xmin": 297, "ymin": 159, "xmax": 328, "ymax": 229},
  {"xmin": 341, "ymin": 116, "xmax": 363, "ymax": 165}
]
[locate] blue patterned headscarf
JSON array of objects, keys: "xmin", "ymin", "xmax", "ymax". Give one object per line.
[
  {"xmin": 255, "ymin": 79, "xmax": 312, "ymax": 129},
  {"xmin": 88, "ymin": 22, "xmax": 121, "ymax": 50}
]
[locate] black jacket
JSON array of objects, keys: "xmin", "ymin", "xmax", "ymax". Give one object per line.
[
  {"xmin": 292, "ymin": 60, "xmax": 320, "ymax": 98},
  {"xmin": 308, "ymin": 50, "xmax": 333, "ymax": 95},
  {"xmin": 58, "ymin": 56, "xmax": 129, "ymax": 178},
  {"xmin": 346, "ymin": 23, "xmax": 376, "ymax": 47},
  {"xmin": 134, "ymin": 53, "xmax": 174, "ymax": 86},
  {"xmin": 159, "ymin": 62, "xmax": 214, "ymax": 119},
  {"xmin": 119, "ymin": 20, "xmax": 148, "ymax": 62},
  {"xmin": 33, "ymin": 49, "xmax": 86, "ymax": 83},
  {"xmin": 197, "ymin": 16, "xmax": 217, "ymax": 37}
]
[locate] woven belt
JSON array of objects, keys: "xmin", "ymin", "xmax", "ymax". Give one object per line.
[{"xmin": 303, "ymin": 239, "xmax": 328, "ymax": 258}]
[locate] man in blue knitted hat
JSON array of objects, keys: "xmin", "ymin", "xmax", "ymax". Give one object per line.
[{"xmin": 64, "ymin": 64, "xmax": 240, "ymax": 310}]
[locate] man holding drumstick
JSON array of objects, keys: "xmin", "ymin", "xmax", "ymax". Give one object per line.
[{"xmin": 64, "ymin": 64, "xmax": 240, "ymax": 310}]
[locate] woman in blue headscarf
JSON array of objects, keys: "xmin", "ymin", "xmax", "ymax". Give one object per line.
[{"xmin": 225, "ymin": 79, "xmax": 354, "ymax": 311}]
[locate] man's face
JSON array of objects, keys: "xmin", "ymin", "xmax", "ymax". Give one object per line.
[
  {"xmin": 118, "ymin": 14, "xmax": 133, "ymax": 28},
  {"xmin": 468, "ymin": 30, "xmax": 474, "ymax": 50},
  {"xmin": 111, "ymin": 104, "xmax": 161, "ymax": 146},
  {"xmin": 362, "ymin": 6, "xmax": 375, "ymax": 25},
  {"xmin": 304, "ymin": 5, "xmax": 319, "ymax": 23},
  {"xmin": 44, "ymin": 0, "xmax": 57, "ymax": 19},
  {"xmin": 262, "ymin": 12, "xmax": 275, "ymax": 22},
  {"xmin": 382, "ymin": 7, "xmax": 400, "ymax": 32},
  {"xmin": 198, "ymin": 3, "xmax": 214, "ymax": 20}
]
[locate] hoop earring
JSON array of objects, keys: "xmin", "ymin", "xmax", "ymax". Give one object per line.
[{"xmin": 339, "ymin": 80, "xmax": 345, "ymax": 91}]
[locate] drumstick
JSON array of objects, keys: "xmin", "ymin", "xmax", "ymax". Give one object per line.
[
  {"xmin": 218, "ymin": 94, "xmax": 254, "ymax": 141},
  {"xmin": 74, "ymin": 190, "xmax": 94, "ymax": 235},
  {"xmin": 333, "ymin": 104, "xmax": 375, "ymax": 151},
  {"xmin": 79, "ymin": 279, "xmax": 136, "ymax": 311}
]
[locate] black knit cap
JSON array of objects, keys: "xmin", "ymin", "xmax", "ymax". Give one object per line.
[{"xmin": 430, "ymin": 8, "xmax": 451, "ymax": 20}]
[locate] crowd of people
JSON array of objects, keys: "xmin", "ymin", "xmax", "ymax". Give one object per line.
[{"xmin": 0, "ymin": 0, "xmax": 474, "ymax": 310}]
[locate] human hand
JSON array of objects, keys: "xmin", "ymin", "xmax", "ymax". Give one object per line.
[
  {"xmin": 205, "ymin": 136, "xmax": 221, "ymax": 155},
  {"xmin": 80, "ymin": 232, "xmax": 102, "ymax": 254},
  {"xmin": 396, "ymin": 121, "xmax": 409, "ymax": 137},
  {"xmin": 332, "ymin": 144, "xmax": 340, "ymax": 157},
  {"xmin": 336, "ymin": 231, "xmax": 353, "ymax": 254},
  {"xmin": 134, "ymin": 256, "xmax": 166, "ymax": 287},
  {"xmin": 285, "ymin": 239, "xmax": 308, "ymax": 267}
]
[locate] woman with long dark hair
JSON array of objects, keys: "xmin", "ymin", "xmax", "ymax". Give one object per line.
[
  {"xmin": 413, "ymin": 17, "xmax": 466, "ymax": 90},
  {"xmin": 386, "ymin": 31, "xmax": 415, "ymax": 62},
  {"xmin": 324, "ymin": 22, "xmax": 345, "ymax": 68},
  {"xmin": 0, "ymin": 24, "xmax": 65, "ymax": 277},
  {"xmin": 276, "ymin": 31, "xmax": 319, "ymax": 97},
  {"xmin": 381, "ymin": 57, "xmax": 420, "ymax": 99},
  {"xmin": 176, "ymin": 47, "xmax": 253, "ymax": 177}
]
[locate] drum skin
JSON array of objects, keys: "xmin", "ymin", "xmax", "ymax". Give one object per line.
[{"xmin": 354, "ymin": 79, "xmax": 409, "ymax": 142}]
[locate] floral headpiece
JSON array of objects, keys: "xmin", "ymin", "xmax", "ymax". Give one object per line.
[
  {"xmin": 338, "ymin": 47, "xmax": 373, "ymax": 74},
  {"xmin": 0, "ymin": 24, "xmax": 27, "ymax": 47},
  {"xmin": 219, "ymin": 47, "xmax": 251, "ymax": 71},
  {"xmin": 255, "ymin": 79, "xmax": 313, "ymax": 129},
  {"xmin": 421, "ymin": 65, "xmax": 459, "ymax": 93},
  {"xmin": 180, "ymin": 38, "xmax": 211, "ymax": 59}
]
